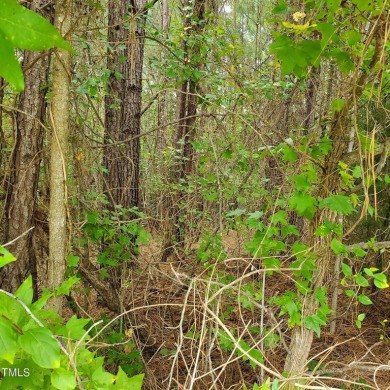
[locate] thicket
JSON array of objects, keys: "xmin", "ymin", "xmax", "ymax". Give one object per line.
[{"xmin": 0, "ymin": 0, "xmax": 389, "ymax": 389}]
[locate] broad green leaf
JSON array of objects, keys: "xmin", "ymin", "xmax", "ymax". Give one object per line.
[
  {"xmin": 341, "ymin": 262, "xmax": 353, "ymax": 278},
  {"xmin": 304, "ymin": 315, "xmax": 326, "ymax": 337},
  {"xmin": 15, "ymin": 275, "xmax": 33, "ymax": 306},
  {"xmin": 64, "ymin": 315, "xmax": 91, "ymax": 340},
  {"xmin": 54, "ymin": 276, "xmax": 80, "ymax": 296},
  {"xmin": 372, "ymin": 273, "xmax": 389, "ymax": 289},
  {"xmin": 270, "ymin": 210, "xmax": 288, "ymax": 225},
  {"xmin": 67, "ymin": 253, "xmax": 80, "ymax": 268},
  {"xmin": 0, "ymin": 0, "xmax": 74, "ymax": 52},
  {"xmin": 327, "ymin": 0, "xmax": 341, "ymax": 11},
  {"xmin": 281, "ymin": 224, "xmax": 300, "ymax": 237},
  {"xmin": 51, "ymin": 368, "xmax": 77, "ymax": 390},
  {"xmin": 282, "ymin": 145, "xmax": 299, "ymax": 162},
  {"xmin": 0, "ymin": 246, "xmax": 16, "ymax": 268},
  {"xmin": 354, "ymin": 275, "xmax": 369, "ymax": 287},
  {"xmin": 114, "ymin": 369, "xmax": 144, "ymax": 390},
  {"xmin": 262, "ymin": 258, "xmax": 281, "ymax": 272},
  {"xmin": 270, "ymin": 34, "xmax": 307, "ymax": 75},
  {"xmin": 0, "ymin": 316, "xmax": 18, "ymax": 364},
  {"xmin": 331, "ymin": 49, "xmax": 355, "ymax": 74},
  {"xmin": 92, "ymin": 366, "xmax": 115, "ymax": 388},
  {"xmin": 316, "ymin": 23, "xmax": 337, "ymax": 48},
  {"xmin": 345, "ymin": 289, "xmax": 355, "ymax": 297},
  {"xmin": 19, "ymin": 327, "xmax": 60, "ymax": 368},
  {"xmin": 319, "ymin": 195, "xmax": 355, "ymax": 215},
  {"xmin": 289, "ymin": 174, "xmax": 311, "ymax": 191},
  {"xmin": 0, "ymin": 31, "xmax": 24, "ymax": 91},
  {"xmin": 358, "ymin": 294, "xmax": 373, "ymax": 305},
  {"xmin": 288, "ymin": 191, "xmax": 317, "ymax": 220},
  {"xmin": 352, "ymin": 0, "xmax": 375, "ymax": 10},
  {"xmin": 330, "ymin": 239, "xmax": 347, "ymax": 255},
  {"xmin": 343, "ymin": 29, "xmax": 362, "ymax": 46}
]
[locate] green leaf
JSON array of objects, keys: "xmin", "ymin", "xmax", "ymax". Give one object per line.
[
  {"xmin": 0, "ymin": 316, "xmax": 18, "ymax": 364},
  {"xmin": 262, "ymin": 258, "xmax": 281, "ymax": 269},
  {"xmin": 67, "ymin": 253, "xmax": 80, "ymax": 268},
  {"xmin": 354, "ymin": 275, "xmax": 369, "ymax": 287},
  {"xmin": 316, "ymin": 23, "xmax": 338, "ymax": 48},
  {"xmin": 343, "ymin": 29, "xmax": 362, "ymax": 47},
  {"xmin": 15, "ymin": 275, "xmax": 33, "ymax": 306},
  {"xmin": 331, "ymin": 98, "xmax": 345, "ymax": 112},
  {"xmin": 51, "ymin": 368, "xmax": 77, "ymax": 390},
  {"xmin": 92, "ymin": 366, "xmax": 115, "ymax": 388},
  {"xmin": 64, "ymin": 315, "xmax": 90, "ymax": 340},
  {"xmin": 270, "ymin": 34, "xmax": 307, "ymax": 75},
  {"xmin": 114, "ymin": 369, "xmax": 144, "ymax": 389},
  {"xmin": 0, "ymin": 30, "xmax": 24, "ymax": 91},
  {"xmin": 288, "ymin": 191, "xmax": 317, "ymax": 220},
  {"xmin": 330, "ymin": 239, "xmax": 347, "ymax": 255},
  {"xmin": 352, "ymin": 0, "xmax": 375, "ymax": 11},
  {"xmin": 0, "ymin": 246, "xmax": 16, "ymax": 268},
  {"xmin": 327, "ymin": 0, "xmax": 341, "ymax": 12},
  {"xmin": 226, "ymin": 208, "xmax": 246, "ymax": 217},
  {"xmin": 319, "ymin": 195, "xmax": 355, "ymax": 215},
  {"xmin": 372, "ymin": 273, "xmax": 389, "ymax": 289},
  {"xmin": 356, "ymin": 313, "xmax": 365, "ymax": 328},
  {"xmin": 358, "ymin": 294, "xmax": 373, "ymax": 305},
  {"xmin": 289, "ymin": 174, "xmax": 311, "ymax": 191},
  {"xmin": 19, "ymin": 327, "xmax": 60, "ymax": 368},
  {"xmin": 331, "ymin": 49, "xmax": 355, "ymax": 74},
  {"xmin": 0, "ymin": 0, "xmax": 74, "ymax": 52},
  {"xmin": 304, "ymin": 315, "xmax": 326, "ymax": 337},
  {"xmin": 281, "ymin": 144, "xmax": 299, "ymax": 162},
  {"xmin": 270, "ymin": 210, "xmax": 288, "ymax": 225},
  {"xmin": 341, "ymin": 262, "xmax": 353, "ymax": 278}
]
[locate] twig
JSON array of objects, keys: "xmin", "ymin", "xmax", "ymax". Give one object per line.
[{"xmin": 2, "ymin": 227, "xmax": 35, "ymax": 247}]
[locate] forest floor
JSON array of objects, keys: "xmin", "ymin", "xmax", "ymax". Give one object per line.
[{"xmin": 70, "ymin": 230, "xmax": 390, "ymax": 389}]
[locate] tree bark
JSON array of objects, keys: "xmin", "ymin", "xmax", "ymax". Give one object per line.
[
  {"xmin": 161, "ymin": 0, "xmax": 207, "ymax": 261},
  {"xmin": 0, "ymin": 2, "xmax": 52, "ymax": 293},
  {"xmin": 104, "ymin": 0, "xmax": 150, "ymax": 209},
  {"xmin": 46, "ymin": 0, "xmax": 73, "ymax": 313},
  {"xmin": 284, "ymin": 18, "xmax": 388, "ymax": 383}
]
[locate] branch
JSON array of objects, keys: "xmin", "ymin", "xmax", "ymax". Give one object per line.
[
  {"xmin": 347, "ymin": 241, "xmax": 390, "ymax": 251},
  {"xmin": 341, "ymin": 138, "xmax": 390, "ymax": 165}
]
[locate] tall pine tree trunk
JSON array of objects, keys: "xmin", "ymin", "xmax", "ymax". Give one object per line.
[
  {"xmin": 104, "ymin": 1, "xmax": 151, "ymax": 209},
  {"xmin": 161, "ymin": 0, "xmax": 207, "ymax": 261},
  {"xmin": 0, "ymin": 2, "xmax": 52, "ymax": 292}
]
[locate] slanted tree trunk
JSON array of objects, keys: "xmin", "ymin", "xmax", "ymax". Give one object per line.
[
  {"xmin": 284, "ymin": 18, "xmax": 388, "ymax": 383},
  {"xmin": 0, "ymin": 2, "xmax": 52, "ymax": 293},
  {"xmin": 46, "ymin": 0, "xmax": 73, "ymax": 313}
]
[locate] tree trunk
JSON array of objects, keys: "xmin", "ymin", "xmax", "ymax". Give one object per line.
[
  {"xmin": 104, "ymin": 1, "xmax": 150, "ymax": 209},
  {"xmin": 284, "ymin": 18, "xmax": 388, "ymax": 383},
  {"xmin": 0, "ymin": 2, "xmax": 52, "ymax": 293},
  {"xmin": 0, "ymin": 78, "xmax": 5, "ymax": 169},
  {"xmin": 46, "ymin": 0, "xmax": 73, "ymax": 313},
  {"xmin": 161, "ymin": 0, "xmax": 207, "ymax": 261}
]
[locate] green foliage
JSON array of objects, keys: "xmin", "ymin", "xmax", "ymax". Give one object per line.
[
  {"xmin": 80, "ymin": 206, "xmax": 150, "ymax": 269},
  {"xmin": 0, "ymin": 0, "xmax": 74, "ymax": 91},
  {"xmin": 0, "ymin": 247, "xmax": 143, "ymax": 390}
]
